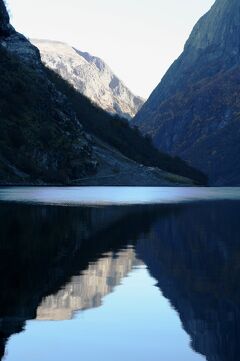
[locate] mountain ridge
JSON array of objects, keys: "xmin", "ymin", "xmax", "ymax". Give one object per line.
[
  {"xmin": 133, "ymin": 0, "xmax": 240, "ymax": 185},
  {"xmin": 32, "ymin": 39, "xmax": 144, "ymax": 119}
]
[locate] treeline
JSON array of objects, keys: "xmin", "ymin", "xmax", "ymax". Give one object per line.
[{"xmin": 46, "ymin": 67, "xmax": 208, "ymax": 185}]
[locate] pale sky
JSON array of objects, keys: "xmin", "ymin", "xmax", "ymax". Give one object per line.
[{"xmin": 7, "ymin": 0, "xmax": 215, "ymax": 98}]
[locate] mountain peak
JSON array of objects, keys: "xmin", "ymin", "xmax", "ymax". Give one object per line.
[
  {"xmin": 32, "ymin": 39, "xmax": 144, "ymax": 119},
  {"xmin": 185, "ymin": 0, "xmax": 240, "ymax": 57},
  {"xmin": 75, "ymin": 49, "xmax": 106, "ymax": 72}
]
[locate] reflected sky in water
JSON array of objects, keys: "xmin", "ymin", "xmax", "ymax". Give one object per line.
[
  {"xmin": 0, "ymin": 187, "xmax": 239, "ymax": 361},
  {"xmin": 5, "ymin": 266, "xmax": 204, "ymax": 361},
  {"xmin": 0, "ymin": 186, "xmax": 240, "ymax": 206}
]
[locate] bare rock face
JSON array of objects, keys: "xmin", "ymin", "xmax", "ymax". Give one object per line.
[
  {"xmin": 133, "ymin": 0, "xmax": 240, "ymax": 185},
  {"xmin": 185, "ymin": 0, "xmax": 240, "ymax": 58},
  {"xmin": 0, "ymin": 1, "xmax": 39, "ymax": 65},
  {"xmin": 32, "ymin": 39, "xmax": 144, "ymax": 120},
  {"xmin": 1, "ymin": 33, "xmax": 41, "ymax": 67}
]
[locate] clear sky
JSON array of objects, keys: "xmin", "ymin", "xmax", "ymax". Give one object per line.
[{"xmin": 7, "ymin": 0, "xmax": 215, "ymax": 98}]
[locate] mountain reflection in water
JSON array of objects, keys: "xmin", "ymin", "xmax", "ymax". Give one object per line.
[
  {"xmin": 0, "ymin": 199, "xmax": 240, "ymax": 361},
  {"xmin": 37, "ymin": 248, "xmax": 141, "ymax": 321}
]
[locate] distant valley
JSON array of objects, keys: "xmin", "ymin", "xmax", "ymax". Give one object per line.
[{"xmin": 0, "ymin": 0, "xmax": 206, "ymax": 186}]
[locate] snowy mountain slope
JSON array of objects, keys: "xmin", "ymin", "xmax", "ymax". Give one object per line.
[{"xmin": 31, "ymin": 39, "xmax": 144, "ymax": 119}]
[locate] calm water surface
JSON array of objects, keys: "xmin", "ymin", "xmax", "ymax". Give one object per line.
[
  {"xmin": 0, "ymin": 187, "xmax": 240, "ymax": 361},
  {"xmin": 0, "ymin": 186, "xmax": 240, "ymax": 205}
]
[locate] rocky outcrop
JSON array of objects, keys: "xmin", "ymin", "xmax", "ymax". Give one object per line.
[
  {"xmin": 133, "ymin": 0, "xmax": 240, "ymax": 185},
  {"xmin": 0, "ymin": 0, "xmax": 12, "ymax": 36},
  {"xmin": 32, "ymin": 39, "xmax": 144, "ymax": 119}
]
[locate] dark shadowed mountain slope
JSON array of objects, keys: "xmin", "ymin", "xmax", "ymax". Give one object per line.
[
  {"xmin": 0, "ymin": 0, "xmax": 97, "ymax": 184},
  {"xmin": 0, "ymin": 0, "xmax": 206, "ymax": 185},
  {"xmin": 46, "ymin": 68, "xmax": 207, "ymax": 185},
  {"xmin": 133, "ymin": 0, "xmax": 240, "ymax": 185}
]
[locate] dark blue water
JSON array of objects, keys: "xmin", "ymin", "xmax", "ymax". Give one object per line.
[{"xmin": 0, "ymin": 187, "xmax": 240, "ymax": 361}]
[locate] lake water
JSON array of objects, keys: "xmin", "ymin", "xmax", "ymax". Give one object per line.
[{"xmin": 0, "ymin": 187, "xmax": 240, "ymax": 361}]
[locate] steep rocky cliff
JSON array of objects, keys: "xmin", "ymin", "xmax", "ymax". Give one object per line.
[
  {"xmin": 133, "ymin": 0, "xmax": 240, "ymax": 185},
  {"xmin": 0, "ymin": 0, "xmax": 97, "ymax": 183},
  {"xmin": 32, "ymin": 39, "xmax": 144, "ymax": 120}
]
